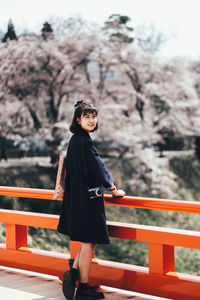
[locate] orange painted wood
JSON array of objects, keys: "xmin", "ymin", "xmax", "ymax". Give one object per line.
[
  {"xmin": 105, "ymin": 195, "xmax": 200, "ymax": 214},
  {"xmin": 2, "ymin": 185, "xmax": 200, "ymax": 214},
  {"xmin": 1, "ymin": 210, "xmax": 200, "ymax": 250},
  {"xmin": 148, "ymin": 243, "xmax": 174, "ymax": 275},
  {"xmin": 0, "ymin": 245, "xmax": 200, "ymax": 300},
  {"xmin": 0, "ymin": 245, "xmax": 69, "ymax": 277},
  {"xmin": 107, "ymin": 221, "xmax": 200, "ymax": 249},
  {"xmin": 0, "ymin": 186, "xmax": 53, "ymax": 199},
  {"xmin": 92, "ymin": 261, "xmax": 200, "ymax": 300},
  {"xmin": 70, "ymin": 241, "xmax": 81, "ymax": 259},
  {"xmin": 2, "ymin": 185, "xmax": 200, "ymax": 298},
  {"xmin": 0, "ymin": 209, "xmax": 58, "ymax": 229},
  {"xmin": 6, "ymin": 224, "xmax": 27, "ymax": 249},
  {"xmin": 90, "ymin": 259, "xmax": 200, "ymax": 300}
]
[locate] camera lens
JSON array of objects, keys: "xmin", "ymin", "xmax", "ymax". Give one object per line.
[{"xmin": 96, "ymin": 188, "xmax": 102, "ymax": 196}]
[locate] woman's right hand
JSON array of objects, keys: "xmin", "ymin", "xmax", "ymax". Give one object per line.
[{"xmin": 112, "ymin": 188, "xmax": 125, "ymax": 197}]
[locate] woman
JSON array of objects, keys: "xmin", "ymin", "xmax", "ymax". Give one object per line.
[{"xmin": 57, "ymin": 100, "xmax": 125, "ymax": 300}]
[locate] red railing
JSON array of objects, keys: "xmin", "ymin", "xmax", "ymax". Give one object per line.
[{"xmin": 0, "ymin": 186, "xmax": 200, "ymax": 300}]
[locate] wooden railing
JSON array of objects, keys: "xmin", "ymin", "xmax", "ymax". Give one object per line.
[{"xmin": 0, "ymin": 186, "xmax": 200, "ymax": 300}]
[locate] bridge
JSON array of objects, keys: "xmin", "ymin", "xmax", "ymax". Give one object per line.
[{"xmin": 0, "ymin": 186, "xmax": 200, "ymax": 299}]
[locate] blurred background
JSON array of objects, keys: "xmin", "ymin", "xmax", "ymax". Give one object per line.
[{"xmin": 1, "ymin": 0, "xmax": 200, "ymax": 275}]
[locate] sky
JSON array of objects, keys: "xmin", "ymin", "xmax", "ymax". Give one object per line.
[{"xmin": 0, "ymin": 0, "xmax": 200, "ymax": 58}]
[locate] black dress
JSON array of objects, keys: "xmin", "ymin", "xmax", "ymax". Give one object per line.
[{"xmin": 57, "ymin": 127, "xmax": 112, "ymax": 244}]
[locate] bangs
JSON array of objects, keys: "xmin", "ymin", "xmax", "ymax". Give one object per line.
[{"xmin": 82, "ymin": 108, "xmax": 97, "ymax": 116}]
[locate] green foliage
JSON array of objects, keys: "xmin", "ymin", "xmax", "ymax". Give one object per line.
[
  {"xmin": 175, "ymin": 247, "xmax": 200, "ymax": 275},
  {"xmin": 170, "ymin": 157, "xmax": 200, "ymax": 200},
  {"xmin": 28, "ymin": 227, "xmax": 69, "ymax": 253},
  {"xmin": 150, "ymin": 94, "xmax": 170, "ymax": 114},
  {"xmin": 95, "ymin": 239, "xmax": 148, "ymax": 266},
  {"xmin": 41, "ymin": 22, "xmax": 53, "ymax": 33},
  {"xmin": 2, "ymin": 19, "xmax": 17, "ymax": 42},
  {"xmin": 111, "ymin": 32, "xmax": 134, "ymax": 43},
  {"xmin": 0, "ymin": 223, "xmax": 6, "ymax": 243},
  {"xmin": 0, "ymin": 165, "xmax": 60, "ymax": 214},
  {"xmin": 105, "ymin": 14, "xmax": 134, "ymax": 44},
  {"xmin": 41, "ymin": 22, "xmax": 53, "ymax": 41},
  {"xmin": 108, "ymin": 14, "xmax": 131, "ymax": 25},
  {"xmin": 119, "ymin": 15, "xmax": 131, "ymax": 25}
]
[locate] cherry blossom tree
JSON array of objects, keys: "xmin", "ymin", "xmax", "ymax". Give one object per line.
[{"xmin": 1, "ymin": 16, "xmax": 200, "ymax": 194}]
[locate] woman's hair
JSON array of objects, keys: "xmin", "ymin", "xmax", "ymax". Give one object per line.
[{"xmin": 70, "ymin": 100, "xmax": 98, "ymax": 133}]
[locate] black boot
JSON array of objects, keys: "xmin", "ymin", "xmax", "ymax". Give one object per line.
[
  {"xmin": 62, "ymin": 268, "xmax": 79, "ymax": 300},
  {"xmin": 75, "ymin": 284, "xmax": 105, "ymax": 300}
]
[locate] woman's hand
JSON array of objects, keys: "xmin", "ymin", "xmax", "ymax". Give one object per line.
[{"xmin": 111, "ymin": 188, "xmax": 125, "ymax": 197}]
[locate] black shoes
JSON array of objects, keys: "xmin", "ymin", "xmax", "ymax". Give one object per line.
[
  {"xmin": 75, "ymin": 284, "xmax": 105, "ymax": 300},
  {"xmin": 62, "ymin": 262, "xmax": 104, "ymax": 300},
  {"xmin": 62, "ymin": 268, "xmax": 79, "ymax": 300}
]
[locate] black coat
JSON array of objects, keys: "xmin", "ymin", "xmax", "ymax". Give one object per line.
[{"xmin": 57, "ymin": 127, "xmax": 112, "ymax": 244}]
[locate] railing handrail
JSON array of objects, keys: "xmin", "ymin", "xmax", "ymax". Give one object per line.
[{"xmin": 1, "ymin": 185, "xmax": 200, "ymax": 214}]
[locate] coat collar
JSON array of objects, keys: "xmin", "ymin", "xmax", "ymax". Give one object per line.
[{"xmin": 76, "ymin": 126, "xmax": 90, "ymax": 137}]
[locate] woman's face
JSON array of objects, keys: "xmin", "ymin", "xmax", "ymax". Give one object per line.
[{"xmin": 77, "ymin": 112, "xmax": 97, "ymax": 133}]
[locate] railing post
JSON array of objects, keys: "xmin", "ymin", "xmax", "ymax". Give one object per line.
[
  {"xmin": 6, "ymin": 224, "xmax": 27, "ymax": 249},
  {"xmin": 148, "ymin": 243, "xmax": 174, "ymax": 275},
  {"xmin": 70, "ymin": 241, "xmax": 81, "ymax": 259},
  {"xmin": 70, "ymin": 241, "xmax": 96, "ymax": 262}
]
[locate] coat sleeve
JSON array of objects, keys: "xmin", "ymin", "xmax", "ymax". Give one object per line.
[{"xmin": 83, "ymin": 137, "xmax": 113, "ymax": 188}]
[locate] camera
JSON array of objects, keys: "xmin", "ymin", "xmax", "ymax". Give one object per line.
[{"xmin": 88, "ymin": 186, "xmax": 104, "ymax": 199}]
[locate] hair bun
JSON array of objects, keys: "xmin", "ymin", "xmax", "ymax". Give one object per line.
[{"xmin": 74, "ymin": 100, "xmax": 83, "ymax": 108}]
